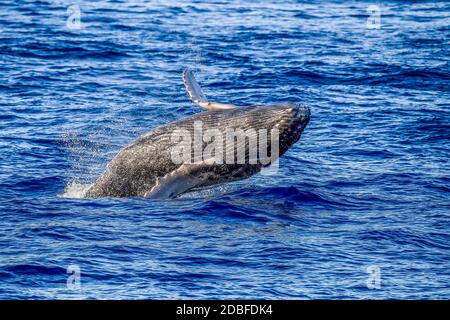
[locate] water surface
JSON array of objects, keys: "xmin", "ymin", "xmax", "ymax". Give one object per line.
[{"xmin": 0, "ymin": 0, "xmax": 449, "ymax": 299}]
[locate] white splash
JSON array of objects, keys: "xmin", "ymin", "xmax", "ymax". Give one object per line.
[{"xmin": 61, "ymin": 181, "xmax": 92, "ymax": 199}]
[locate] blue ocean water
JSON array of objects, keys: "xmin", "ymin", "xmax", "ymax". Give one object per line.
[{"xmin": 0, "ymin": 0, "xmax": 449, "ymax": 299}]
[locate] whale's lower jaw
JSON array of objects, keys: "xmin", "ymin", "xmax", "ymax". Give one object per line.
[{"xmin": 83, "ymin": 104, "xmax": 310, "ymax": 199}]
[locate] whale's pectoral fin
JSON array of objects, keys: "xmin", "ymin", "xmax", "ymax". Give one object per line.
[
  {"xmin": 145, "ymin": 159, "xmax": 216, "ymax": 199},
  {"xmin": 182, "ymin": 69, "xmax": 239, "ymax": 110}
]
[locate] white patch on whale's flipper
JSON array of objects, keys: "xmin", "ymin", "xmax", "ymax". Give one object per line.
[
  {"xmin": 182, "ymin": 69, "xmax": 238, "ymax": 110},
  {"xmin": 182, "ymin": 69, "xmax": 207, "ymax": 104},
  {"xmin": 145, "ymin": 159, "xmax": 216, "ymax": 199}
]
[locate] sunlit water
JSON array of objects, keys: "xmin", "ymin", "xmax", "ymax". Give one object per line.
[{"xmin": 0, "ymin": 0, "xmax": 449, "ymax": 299}]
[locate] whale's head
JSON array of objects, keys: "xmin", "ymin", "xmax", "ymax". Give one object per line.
[
  {"xmin": 240, "ymin": 103, "xmax": 311, "ymax": 156},
  {"xmin": 153, "ymin": 102, "xmax": 311, "ymax": 172}
]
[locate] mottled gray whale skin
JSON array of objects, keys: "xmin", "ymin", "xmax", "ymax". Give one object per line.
[{"xmin": 84, "ymin": 103, "xmax": 310, "ymax": 198}]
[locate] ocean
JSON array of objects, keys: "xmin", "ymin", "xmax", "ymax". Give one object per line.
[{"xmin": 0, "ymin": 0, "xmax": 449, "ymax": 299}]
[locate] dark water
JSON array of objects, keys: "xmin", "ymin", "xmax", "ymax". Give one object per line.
[{"xmin": 1, "ymin": 0, "xmax": 449, "ymax": 299}]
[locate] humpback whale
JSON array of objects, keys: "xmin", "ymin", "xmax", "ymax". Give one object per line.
[{"xmin": 78, "ymin": 70, "xmax": 310, "ymax": 199}]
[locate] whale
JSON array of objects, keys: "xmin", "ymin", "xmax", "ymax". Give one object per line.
[{"xmin": 78, "ymin": 70, "xmax": 310, "ymax": 199}]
